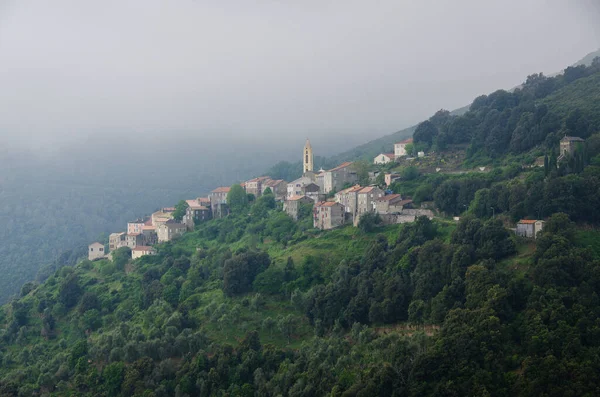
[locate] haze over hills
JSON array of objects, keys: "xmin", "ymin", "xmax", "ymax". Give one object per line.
[
  {"xmin": 0, "ymin": 54, "xmax": 600, "ymax": 395},
  {"xmin": 1, "ymin": 48, "xmax": 599, "ymax": 304}
]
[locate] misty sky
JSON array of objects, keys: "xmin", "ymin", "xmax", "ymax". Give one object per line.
[{"xmin": 1, "ymin": 0, "xmax": 599, "ymax": 152}]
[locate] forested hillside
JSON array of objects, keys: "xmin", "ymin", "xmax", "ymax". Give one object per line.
[
  {"xmin": 1, "ymin": 183, "xmax": 600, "ymax": 395},
  {"xmin": 0, "ymin": 142, "xmax": 285, "ymax": 304}
]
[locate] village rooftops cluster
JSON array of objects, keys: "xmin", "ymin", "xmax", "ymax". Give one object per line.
[{"xmin": 88, "ymin": 139, "xmax": 431, "ymax": 260}]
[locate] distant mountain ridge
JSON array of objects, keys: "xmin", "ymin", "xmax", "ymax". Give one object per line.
[{"xmin": 327, "ymin": 48, "xmax": 600, "ymax": 164}]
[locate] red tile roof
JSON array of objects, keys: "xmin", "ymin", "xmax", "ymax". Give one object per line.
[
  {"xmin": 197, "ymin": 197, "xmax": 210, "ymax": 203},
  {"xmin": 359, "ymin": 186, "xmax": 379, "ymax": 193},
  {"xmin": 288, "ymin": 195, "xmax": 312, "ymax": 201},
  {"xmin": 315, "ymin": 201, "xmax": 342, "ymax": 207},
  {"xmin": 328, "ymin": 162, "xmax": 353, "ymax": 172},
  {"xmin": 383, "ymin": 153, "xmax": 396, "ymax": 158},
  {"xmin": 396, "ymin": 138, "xmax": 413, "ymax": 145},
  {"xmin": 518, "ymin": 219, "xmax": 539, "ymax": 224},
  {"xmin": 142, "ymin": 225, "xmax": 156, "ymax": 230},
  {"xmin": 212, "ymin": 187, "xmax": 231, "ymax": 193},
  {"xmin": 132, "ymin": 246, "xmax": 155, "ymax": 252},
  {"xmin": 376, "ymin": 194, "xmax": 402, "ymax": 202}
]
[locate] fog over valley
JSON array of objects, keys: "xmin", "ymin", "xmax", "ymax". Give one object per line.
[{"xmin": 0, "ymin": 0, "xmax": 599, "ymax": 300}]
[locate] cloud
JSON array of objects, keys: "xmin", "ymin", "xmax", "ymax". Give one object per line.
[{"xmin": 0, "ymin": 0, "xmax": 598, "ymax": 151}]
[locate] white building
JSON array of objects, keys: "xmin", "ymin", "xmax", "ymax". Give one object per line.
[
  {"xmin": 373, "ymin": 153, "xmax": 395, "ymax": 165},
  {"xmin": 132, "ymin": 246, "xmax": 157, "ymax": 259},
  {"xmin": 88, "ymin": 242, "xmax": 106, "ymax": 261},
  {"xmin": 394, "ymin": 138, "xmax": 413, "ymax": 157},
  {"xmin": 287, "ymin": 176, "xmax": 314, "ymax": 198}
]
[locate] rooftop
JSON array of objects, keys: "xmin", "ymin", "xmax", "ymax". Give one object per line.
[
  {"xmin": 328, "ymin": 161, "xmax": 353, "ymax": 172},
  {"xmin": 132, "ymin": 246, "xmax": 155, "ymax": 252},
  {"xmin": 396, "ymin": 138, "xmax": 413, "ymax": 145},
  {"xmin": 359, "ymin": 186, "xmax": 379, "ymax": 193},
  {"xmin": 518, "ymin": 219, "xmax": 540, "ymax": 224},
  {"xmin": 561, "ymin": 136, "xmax": 585, "ymax": 142},
  {"xmin": 211, "ymin": 186, "xmax": 231, "ymax": 193},
  {"xmin": 287, "ymin": 195, "xmax": 310, "ymax": 201},
  {"xmin": 315, "ymin": 201, "xmax": 341, "ymax": 207},
  {"xmin": 376, "ymin": 194, "xmax": 403, "ymax": 202}
]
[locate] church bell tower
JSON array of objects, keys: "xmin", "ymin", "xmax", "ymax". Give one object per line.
[{"xmin": 303, "ymin": 139, "xmax": 314, "ymax": 174}]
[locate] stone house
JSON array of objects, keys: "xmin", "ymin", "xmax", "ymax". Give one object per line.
[
  {"xmin": 132, "ymin": 246, "xmax": 156, "ymax": 260},
  {"xmin": 283, "ymin": 195, "xmax": 314, "ymax": 220},
  {"xmin": 335, "ymin": 185, "xmax": 362, "ymax": 219},
  {"xmin": 323, "ymin": 162, "xmax": 358, "ymax": 194},
  {"xmin": 355, "ymin": 186, "xmax": 385, "ymax": 225},
  {"xmin": 109, "ymin": 232, "xmax": 126, "ymax": 251},
  {"xmin": 209, "ymin": 187, "xmax": 231, "ymax": 218},
  {"xmin": 287, "ymin": 176, "xmax": 314, "ymax": 198},
  {"xmin": 125, "ymin": 233, "xmax": 144, "ymax": 249},
  {"xmin": 183, "ymin": 199, "xmax": 212, "ymax": 231},
  {"xmin": 559, "ymin": 136, "xmax": 584, "ymax": 158},
  {"xmin": 88, "ymin": 242, "xmax": 106, "ymax": 261},
  {"xmin": 141, "ymin": 225, "xmax": 158, "ymax": 245},
  {"xmin": 152, "ymin": 211, "xmax": 174, "ymax": 227},
  {"xmin": 127, "ymin": 218, "xmax": 147, "ymax": 235},
  {"xmin": 373, "ymin": 153, "xmax": 395, "ymax": 165},
  {"xmin": 262, "ymin": 179, "xmax": 287, "ymax": 199},
  {"xmin": 394, "ymin": 138, "xmax": 413, "ymax": 157},
  {"xmin": 157, "ymin": 219, "xmax": 187, "ymax": 242},
  {"xmin": 245, "ymin": 176, "xmax": 272, "ymax": 198},
  {"xmin": 384, "ymin": 173, "xmax": 401, "ymax": 186},
  {"xmin": 516, "ymin": 219, "xmax": 545, "ymax": 239},
  {"xmin": 302, "ymin": 183, "xmax": 324, "ymax": 203},
  {"xmin": 313, "ymin": 201, "xmax": 345, "ymax": 230},
  {"xmin": 374, "ymin": 194, "xmax": 411, "ymax": 214}
]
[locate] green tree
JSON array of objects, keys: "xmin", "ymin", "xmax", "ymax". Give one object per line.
[
  {"xmin": 414, "ymin": 120, "xmax": 438, "ymax": 147},
  {"xmin": 227, "ymin": 184, "xmax": 249, "ymax": 212},
  {"xmin": 353, "ymin": 160, "xmax": 371, "ymax": 186},
  {"xmin": 172, "ymin": 200, "xmax": 189, "ymax": 221},
  {"xmin": 357, "ymin": 212, "xmax": 382, "ymax": 233},
  {"xmin": 402, "ymin": 166, "xmax": 419, "ymax": 181}
]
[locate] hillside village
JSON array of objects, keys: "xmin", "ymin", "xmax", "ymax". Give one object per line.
[{"xmin": 86, "ymin": 134, "xmax": 586, "ymax": 261}]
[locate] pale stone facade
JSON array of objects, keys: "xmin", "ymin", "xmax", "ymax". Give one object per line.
[
  {"xmin": 323, "ymin": 162, "xmax": 358, "ymax": 194},
  {"xmin": 516, "ymin": 220, "xmax": 545, "ymax": 239},
  {"xmin": 209, "ymin": 187, "xmax": 230, "ymax": 219},
  {"xmin": 109, "ymin": 232, "xmax": 126, "ymax": 252},
  {"xmin": 157, "ymin": 220, "xmax": 187, "ymax": 242},
  {"xmin": 283, "ymin": 195, "xmax": 313, "ymax": 220},
  {"xmin": 88, "ymin": 242, "xmax": 105, "ymax": 261},
  {"xmin": 127, "ymin": 219, "xmax": 146, "ymax": 235},
  {"xmin": 152, "ymin": 211, "xmax": 173, "ymax": 227},
  {"xmin": 558, "ymin": 136, "xmax": 584, "ymax": 161},
  {"xmin": 355, "ymin": 186, "xmax": 385, "ymax": 225},
  {"xmin": 287, "ymin": 176, "xmax": 314, "ymax": 198},
  {"xmin": 374, "ymin": 194, "xmax": 410, "ymax": 215},
  {"xmin": 394, "ymin": 138, "xmax": 413, "ymax": 157},
  {"xmin": 313, "ymin": 202, "xmax": 345, "ymax": 230},
  {"xmin": 125, "ymin": 233, "xmax": 144, "ymax": 249},
  {"xmin": 373, "ymin": 153, "xmax": 395, "ymax": 164},
  {"xmin": 335, "ymin": 185, "xmax": 362, "ymax": 219},
  {"xmin": 132, "ymin": 246, "xmax": 156, "ymax": 259}
]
